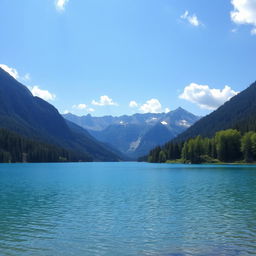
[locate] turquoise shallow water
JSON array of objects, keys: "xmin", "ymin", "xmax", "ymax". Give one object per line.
[{"xmin": 0, "ymin": 162, "xmax": 256, "ymax": 256}]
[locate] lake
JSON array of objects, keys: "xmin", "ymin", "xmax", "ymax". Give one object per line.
[{"xmin": 0, "ymin": 162, "xmax": 255, "ymax": 256}]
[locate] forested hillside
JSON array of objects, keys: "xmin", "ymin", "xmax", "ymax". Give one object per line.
[
  {"xmin": 0, "ymin": 128, "xmax": 91, "ymax": 163},
  {"xmin": 147, "ymin": 81, "xmax": 256, "ymax": 163},
  {"xmin": 148, "ymin": 129, "xmax": 256, "ymax": 164}
]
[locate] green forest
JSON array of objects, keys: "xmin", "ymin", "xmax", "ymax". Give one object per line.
[
  {"xmin": 148, "ymin": 129, "xmax": 256, "ymax": 164},
  {"xmin": 0, "ymin": 128, "xmax": 92, "ymax": 163}
]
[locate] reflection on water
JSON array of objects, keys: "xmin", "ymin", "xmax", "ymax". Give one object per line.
[{"xmin": 0, "ymin": 163, "xmax": 255, "ymax": 256}]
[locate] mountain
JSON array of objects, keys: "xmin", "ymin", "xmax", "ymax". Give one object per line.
[
  {"xmin": 171, "ymin": 81, "xmax": 256, "ymax": 143},
  {"xmin": 63, "ymin": 108, "xmax": 200, "ymax": 159},
  {"xmin": 132, "ymin": 108, "xmax": 199, "ymax": 158},
  {"xmin": 0, "ymin": 67, "xmax": 121, "ymax": 161},
  {"xmin": 0, "ymin": 128, "xmax": 89, "ymax": 163},
  {"xmin": 63, "ymin": 113, "xmax": 120, "ymax": 131},
  {"xmin": 63, "ymin": 112, "xmax": 166, "ymax": 131}
]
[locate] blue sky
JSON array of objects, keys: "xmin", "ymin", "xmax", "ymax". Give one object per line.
[{"xmin": 1, "ymin": 0, "xmax": 256, "ymax": 117}]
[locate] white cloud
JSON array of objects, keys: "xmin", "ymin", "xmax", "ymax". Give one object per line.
[
  {"xmin": 134, "ymin": 99, "xmax": 170, "ymax": 113},
  {"xmin": 0, "ymin": 64, "xmax": 19, "ymax": 79},
  {"xmin": 72, "ymin": 104, "xmax": 95, "ymax": 113},
  {"xmin": 72, "ymin": 103, "xmax": 87, "ymax": 110},
  {"xmin": 29, "ymin": 85, "xmax": 56, "ymax": 101},
  {"xmin": 179, "ymin": 83, "xmax": 239, "ymax": 110},
  {"xmin": 129, "ymin": 100, "xmax": 138, "ymax": 108},
  {"xmin": 230, "ymin": 0, "xmax": 256, "ymax": 34},
  {"xmin": 180, "ymin": 10, "xmax": 202, "ymax": 27},
  {"xmin": 139, "ymin": 98, "xmax": 162, "ymax": 113},
  {"xmin": 0, "ymin": 64, "xmax": 56, "ymax": 102},
  {"xmin": 55, "ymin": 0, "xmax": 69, "ymax": 12},
  {"xmin": 165, "ymin": 107, "xmax": 171, "ymax": 113},
  {"xmin": 63, "ymin": 110, "xmax": 69, "ymax": 114},
  {"xmin": 0, "ymin": 64, "xmax": 31, "ymax": 82},
  {"xmin": 92, "ymin": 95, "xmax": 118, "ymax": 106},
  {"xmin": 88, "ymin": 108, "xmax": 95, "ymax": 112}
]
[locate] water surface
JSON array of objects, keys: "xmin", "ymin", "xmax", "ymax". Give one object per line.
[{"xmin": 0, "ymin": 162, "xmax": 256, "ymax": 255}]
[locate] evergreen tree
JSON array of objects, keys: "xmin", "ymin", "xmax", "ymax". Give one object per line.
[
  {"xmin": 241, "ymin": 132, "xmax": 254, "ymax": 162},
  {"xmin": 159, "ymin": 150, "xmax": 167, "ymax": 163},
  {"xmin": 215, "ymin": 129, "xmax": 241, "ymax": 162}
]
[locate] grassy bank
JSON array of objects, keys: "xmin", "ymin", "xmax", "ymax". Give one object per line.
[{"xmin": 165, "ymin": 159, "xmax": 256, "ymax": 165}]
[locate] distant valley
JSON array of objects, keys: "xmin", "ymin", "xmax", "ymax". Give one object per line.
[
  {"xmin": 0, "ymin": 66, "xmax": 199, "ymax": 162},
  {"xmin": 63, "ymin": 108, "xmax": 200, "ymax": 159}
]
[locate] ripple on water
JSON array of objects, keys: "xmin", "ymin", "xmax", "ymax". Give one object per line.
[{"xmin": 0, "ymin": 163, "xmax": 255, "ymax": 256}]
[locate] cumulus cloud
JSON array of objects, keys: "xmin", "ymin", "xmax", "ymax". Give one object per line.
[
  {"xmin": 179, "ymin": 83, "xmax": 239, "ymax": 110},
  {"xmin": 88, "ymin": 108, "xmax": 95, "ymax": 112},
  {"xmin": 165, "ymin": 107, "xmax": 171, "ymax": 113},
  {"xmin": 0, "ymin": 64, "xmax": 31, "ymax": 82},
  {"xmin": 230, "ymin": 0, "xmax": 256, "ymax": 34},
  {"xmin": 55, "ymin": 0, "xmax": 69, "ymax": 12},
  {"xmin": 130, "ymin": 98, "xmax": 169, "ymax": 113},
  {"xmin": 180, "ymin": 10, "xmax": 202, "ymax": 26},
  {"xmin": 71, "ymin": 104, "xmax": 95, "ymax": 113},
  {"xmin": 0, "ymin": 64, "xmax": 19, "ymax": 79},
  {"xmin": 72, "ymin": 103, "xmax": 87, "ymax": 110},
  {"xmin": 129, "ymin": 100, "xmax": 138, "ymax": 108},
  {"xmin": 92, "ymin": 95, "xmax": 118, "ymax": 106},
  {"xmin": 0, "ymin": 64, "xmax": 56, "ymax": 102},
  {"xmin": 29, "ymin": 86, "xmax": 56, "ymax": 101},
  {"xmin": 139, "ymin": 98, "xmax": 162, "ymax": 113}
]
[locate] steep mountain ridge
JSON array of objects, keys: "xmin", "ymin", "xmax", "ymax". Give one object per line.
[
  {"xmin": 172, "ymin": 81, "xmax": 256, "ymax": 142},
  {"xmin": 0, "ymin": 67, "xmax": 121, "ymax": 161}
]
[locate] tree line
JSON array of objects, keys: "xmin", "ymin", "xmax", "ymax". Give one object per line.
[
  {"xmin": 0, "ymin": 128, "xmax": 92, "ymax": 163},
  {"xmin": 148, "ymin": 129, "xmax": 256, "ymax": 164}
]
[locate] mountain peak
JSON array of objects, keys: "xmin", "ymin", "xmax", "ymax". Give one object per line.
[
  {"xmin": 173, "ymin": 107, "xmax": 187, "ymax": 113},
  {"xmin": 171, "ymin": 80, "xmax": 256, "ymax": 142}
]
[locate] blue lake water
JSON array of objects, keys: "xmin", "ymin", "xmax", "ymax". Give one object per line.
[{"xmin": 0, "ymin": 162, "xmax": 256, "ymax": 256}]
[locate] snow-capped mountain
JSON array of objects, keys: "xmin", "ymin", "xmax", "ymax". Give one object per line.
[{"xmin": 63, "ymin": 107, "xmax": 200, "ymax": 159}]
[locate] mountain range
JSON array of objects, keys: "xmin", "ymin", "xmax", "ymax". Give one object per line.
[
  {"xmin": 2, "ymin": 63, "xmax": 256, "ymax": 163},
  {"xmin": 63, "ymin": 108, "xmax": 200, "ymax": 159}
]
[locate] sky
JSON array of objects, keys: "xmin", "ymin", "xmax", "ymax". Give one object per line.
[{"xmin": 1, "ymin": 0, "xmax": 256, "ymax": 117}]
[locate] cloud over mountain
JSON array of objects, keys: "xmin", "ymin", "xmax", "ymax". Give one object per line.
[
  {"xmin": 139, "ymin": 98, "xmax": 162, "ymax": 113},
  {"xmin": 92, "ymin": 95, "xmax": 118, "ymax": 106},
  {"xmin": 179, "ymin": 83, "xmax": 239, "ymax": 110},
  {"xmin": 29, "ymin": 86, "xmax": 56, "ymax": 101},
  {"xmin": 0, "ymin": 64, "xmax": 19, "ymax": 79},
  {"xmin": 129, "ymin": 101, "xmax": 138, "ymax": 108}
]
